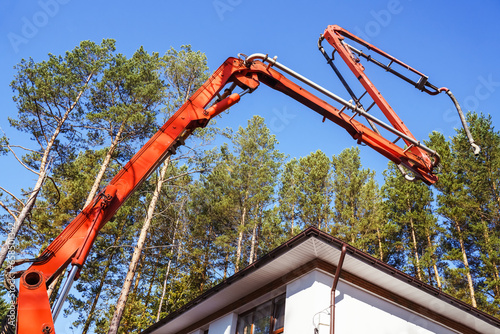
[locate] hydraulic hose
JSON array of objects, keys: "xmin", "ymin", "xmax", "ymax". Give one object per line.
[{"xmin": 440, "ymin": 88, "xmax": 481, "ymax": 156}]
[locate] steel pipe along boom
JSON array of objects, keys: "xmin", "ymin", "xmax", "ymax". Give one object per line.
[{"xmin": 243, "ymin": 53, "xmax": 441, "ymax": 168}]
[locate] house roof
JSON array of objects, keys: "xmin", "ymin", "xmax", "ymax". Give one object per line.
[{"xmin": 141, "ymin": 227, "xmax": 500, "ymax": 334}]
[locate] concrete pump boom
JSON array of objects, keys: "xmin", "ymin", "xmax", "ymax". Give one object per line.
[{"xmin": 6, "ymin": 26, "xmax": 478, "ymax": 334}]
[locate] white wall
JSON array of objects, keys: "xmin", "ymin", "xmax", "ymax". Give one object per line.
[
  {"xmin": 285, "ymin": 270, "xmax": 333, "ymax": 334},
  {"xmin": 208, "ymin": 312, "xmax": 238, "ymax": 334},
  {"xmin": 334, "ymin": 281, "xmax": 457, "ymax": 334},
  {"xmin": 285, "ymin": 270, "xmax": 457, "ymax": 334}
]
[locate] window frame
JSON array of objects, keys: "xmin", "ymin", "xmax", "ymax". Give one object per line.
[{"xmin": 236, "ymin": 294, "xmax": 285, "ymax": 334}]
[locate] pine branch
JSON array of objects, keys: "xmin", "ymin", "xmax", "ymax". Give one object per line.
[
  {"xmin": 35, "ymin": 98, "xmax": 49, "ymax": 149},
  {"xmin": 33, "ymin": 176, "xmax": 61, "ymax": 210},
  {"xmin": 0, "ymin": 200, "xmax": 17, "ymax": 220},
  {"xmin": 6, "ymin": 144, "xmax": 41, "ymax": 176},
  {"xmin": 1, "ymin": 144, "xmax": 40, "ymax": 154},
  {"xmin": 0, "ymin": 186, "xmax": 24, "ymax": 207},
  {"xmin": 163, "ymin": 169, "xmax": 205, "ymax": 183}
]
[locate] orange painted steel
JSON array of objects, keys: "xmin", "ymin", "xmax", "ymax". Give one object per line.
[
  {"xmin": 322, "ymin": 25, "xmax": 435, "ymax": 172},
  {"xmin": 17, "ymin": 271, "xmax": 53, "ymax": 334},
  {"xmin": 15, "ymin": 52, "xmax": 439, "ymax": 332}
]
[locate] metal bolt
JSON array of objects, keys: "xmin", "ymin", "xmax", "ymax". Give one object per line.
[{"xmin": 42, "ymin": 324, "xmax": 53, "ymax": 334}]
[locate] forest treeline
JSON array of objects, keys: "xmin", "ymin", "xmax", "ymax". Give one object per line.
[{"xmin": 0, "ymin": 41, "xmax": 499, "ymax": 334}]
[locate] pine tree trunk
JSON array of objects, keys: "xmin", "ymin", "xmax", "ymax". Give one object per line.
[
  {"xmin": 107, "ymin": 157, "xmax": 170, "ymax": 334},
  {"xmin": 235, "ymin": 220, "xmax": 245, "ymax": 272},
  {"xmin": 481, "ymin": 220, "xmax": 500, "ymax": 298},
  {"xmin": 200, "ymin": 251, "xmax": 208, "ymax": 292},
  {"xmin": 84, "ymin": 119, "xmax": 127, "ymax": 208},
  {"xmin": 492, "ymin": 263, "xmax": 500, "ymax": 299},
  {"xmin": 350, "ymin": 194, "xmax": 357, "ymax": 243},
  {"xmin": 455, "ymin": 222, "xmax": 477, "ymax": 308},
  {"xmin": 223, "ymin": 254, "xmax": 229, "ymax": 280},
  {"xmin": 160, "ymin": 235, "xmax": 185, "ymax": 316},
  {"xmin": 409, "ymin": 216, "xmax": 422, "ymax": 281},
  {"xmin": 156, "ymin": 205, "xmax": 182, "ymax": 322},
  {"xmin": 249, "ymin": 222, "xmax": 257, "ymax": 265},
  {"xmin": 235, "ymin": 191, "xmax": 249, "ymax": 273},
  {"xmin": 47, "ymin": 268, "xmax": 64, "ymax": 301},
  {"xmin": 255, "ymin": 224, "xmax": 262, "ymax": 263},
  {"xmin": 489, "ymin": 176, "xmax": 500, "ymax": 295},
  {"xmin": 406, "ymin": 196, "xmax": 422, "ymax": 281},
  {"xmin": 81, "ymin": 218, "xmax": 129, "ymax": 334},
  {"xmin": 131, "ymin": 256, "xmax": 145, "ymax": 297},
  {"xmin": 138, "ymin": 262, "xmax": 158, "ymax": 324},
  {"xmin": 491, "ymin": 180, "xmax": 500, "ymax": 209},
  {"xmin": 156, "ymin": 258, "xmax": 172, "ymax": 322},
  {"xmin": 145, "ymin": 259, "xmax": 159, "ymax": 304},
  {"xmin": 425, "ymin": 232, "xmax": 441, "ymax": 289},
  {"xmin": 376, "ymin": 227, "xmax": 384, "ymax": 261},
  {"xmin": 249, "ymin": 204, "xmax": 263, "ymax": 265},
  {"xmin": 81, "ymin": 256, "xmax": 114, "ymax": 334}
]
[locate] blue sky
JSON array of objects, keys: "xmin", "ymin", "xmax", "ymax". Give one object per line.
[
  {"xmin": 1, "ymin": 0, "xmax": 500, "ymax": 189},
  {"xmin": 1, "ymin": 0, "xmax": 499, "ymax": 332}
]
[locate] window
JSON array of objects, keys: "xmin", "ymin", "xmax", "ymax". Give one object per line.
[{"xmin": 236, "ymin": 295, "xmax": 285, "ymax": 334}]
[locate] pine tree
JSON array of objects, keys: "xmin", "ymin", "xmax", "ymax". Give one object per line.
[
  {"xmin": 228, "ymin": 116, "xmax": 284, "ymax": 271},
  {"xmin": 82, "ymin": 47, "xmax": 165, "ymax": 207},
  {"xmin": 427, "ymin": 130, "xmax": 478, "ymax": 307},
  {"xmin": 278, "ymin": 159, "xmax": 301, "ymax": 236},
  {"xmin": 457, "ymin": 114, "xmax": 500, "ymax": 314},
  {"xmin": 296, "ymin": 150, "xmax": 333, "ymax": 230},
  {"xmin": 0, "ymin": 40, "xmax": 116, "ymax": 268},
  {"xmin": 428, "ymin": 112, "xmax": 500, "ymax": 314},
  {"xmin": 358, "ymin": 176, "xmax": 388, "ymax": 260},
  {"xmin": 382, "ymin": 162, "xmax": 441, "ymax": 286},
  {"xmin": 332, "ymin": 147, "xmax": 367, "ymax": 242}
]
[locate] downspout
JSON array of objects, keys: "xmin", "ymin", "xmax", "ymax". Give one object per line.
[{"xmin": 330, "ymin": 244, "xmax": 347, "ymax": 334}]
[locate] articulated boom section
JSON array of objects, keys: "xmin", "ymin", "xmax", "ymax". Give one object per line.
[
  {"xmin": 321, "ymin": 25, "xmax": 432, "ymax": 162},
  {"xmin": 319, "ymin": 25, "xmax": 479, "ymax": 170},
  {"xmin": 12, "ymin": 27, "xmax": 467, "ymax": 333}
]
